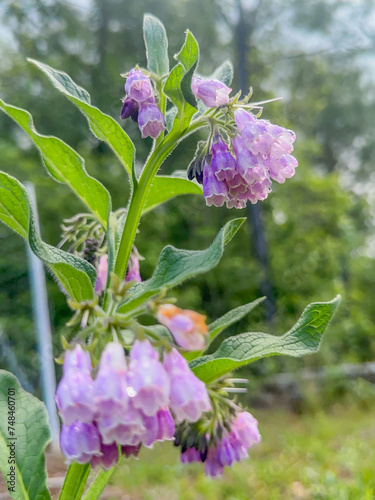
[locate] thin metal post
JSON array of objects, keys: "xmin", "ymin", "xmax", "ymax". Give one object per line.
[{"xmin": 25, "ymin": 182, "xmax": 60, "ymax": 450}]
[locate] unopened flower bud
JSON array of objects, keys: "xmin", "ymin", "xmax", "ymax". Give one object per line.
[{"xmin": 157, "ymin": 304, "xmax": 208, "ymax": 351}]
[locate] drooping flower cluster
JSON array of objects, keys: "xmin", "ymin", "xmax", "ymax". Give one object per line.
[
  {"xmin": 56, "ymin": 342, "xmax": 211, "ymax": 467},
  {"xmin": 157, "ymin": 304, "xmax": 208, "ymax": 351},
  {"xmin": 180, "ymin": 411, "xmax": 261, "ymax": 476},
  {"xmin": 188, "ymin": 104, "xmax": 297, "ymax": 209},
  {"xmin": 120, "ymin": 68, "xmax": 165, "ymax": 139}
]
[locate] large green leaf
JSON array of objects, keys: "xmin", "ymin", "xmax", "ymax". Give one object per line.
[
  {"xmin": 143, "ymin": 14, "xmax": 169, "ymax": 76},
  {"xmin": 118, "ymin": 218, "xmax": 246, "ymax": 313},
  {"xmin": 27, "ymin": 59, "xmax": 134, "ymax": 177},
  {"xmin": 0, "ymin": 98, "xmax": 111, "ymax": 227},
  {"xmin": 0, "ymin": 172, "xmax": 95, "ymax": 301},
  {"xmin": 175, "ymin": 30, "xmax": 199, "ymax": 71},
  {"xmin": 206, "ymin": 297, "xmax": 266, "ymax": 354},
  {"xmin": 0, "ymin": 370, "xmax": 51, "ymax": 500},
  {"xmin": 143, "ymin": 174, "xmax": 202, "ymax": 214},
  {"xmin": 190, "ymin": 296, "xmax": 341, "ymax": 383}
]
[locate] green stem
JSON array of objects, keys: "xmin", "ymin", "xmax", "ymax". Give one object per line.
[
  {"xmin": 82, "ymin": 457, "xmax": 124, "ymax": 500},
  {"xmin": 114, "ymin": 120, "xmax": 206, "ymax": 280},
  {"xmin": 58, "ymin": 463, "xmax": 91, "ymax": 500}
]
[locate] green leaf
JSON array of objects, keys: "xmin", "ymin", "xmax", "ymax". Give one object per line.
[
  {"xmin": 58, "ymin": 463, "xmax": 91, "ymax": 500},
  {"xmin": 190, "ymin": 296, "xmax": 341, "ymax": 384},
  {"xmin": 143, "ymin": 174, "xmax": 202, "ymax": 214},
  {"xmin": 0, "ymin": 172, "xmax": 95, "ymax": 301},
  {"xmin": 118, "ymin": 218, "xmax": 246, "ymax": 313},
  {"xmin": 180, "ymin": 63, "xmax": 198, "ymax": 108},
  {"xmin": 206, "ymin": 297, "xmax": 266, "ymax": 354},
  {"xmin": 0, "ymin": 98, "xmax": 111, "ymax": 228},
  {"xmin": 211, "ymin": 60, "xmax": 234, "ymax": 87},
  {"xmin": 0, "ymin": 370, "xmax": 51, "ymax": 500},
  {"xmin": 143, "ymin": 14, "xmax": 169, "ymax": 76},
  {"xmin": 164, "ymin": 64, "xmax": 197, "ymax": 133},
  {"xmin": 175, "ymin": 30, "xmax": 199, "ymax": 71},
  {"xmin": 27, "ymin": 59, "xmax": 135, "ymax": 177}
]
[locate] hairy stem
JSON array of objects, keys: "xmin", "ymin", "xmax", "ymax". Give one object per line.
[{"xmin": 113, "ymin": 120, "xmax": 206, "ymax": 280}]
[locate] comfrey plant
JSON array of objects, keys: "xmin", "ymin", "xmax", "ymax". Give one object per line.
[{"xmin": 0, "ymin": 15, "xmax": 340, "ymax": 500}]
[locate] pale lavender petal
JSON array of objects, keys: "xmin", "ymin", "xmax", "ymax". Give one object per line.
[
  {"xmin": 60, "ymin": 421, "xmax": 101, "ymax": 464},
  {"xmin": 138, "ymin": 103, "xmax": 165, "ymax": 139},
  {"xmin": 125, "ymin": 69, "xmax": 154, "ymax": 103}
]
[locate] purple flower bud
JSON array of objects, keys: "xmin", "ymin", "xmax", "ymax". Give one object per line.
[
  {"xmin": 163, "ymin": 348, "xmax": 211, "ymax": 423},
  {"xmin": 156, "ymin": 407, "xmax": 175, "ymax": 441},
  {"xmin": 126, "ymin": 251, "xmax": 142, "ymax": 282},
  {"xmin": 157, "ymin": 304, "xmax": 208, "ymax": 351},
  {"xmin": 127, "ymin": 340, "xmax": 170, "ymax": 417},
  {"xmin": 211, "ymin": 138, "xmax": 237, "ymax": 182},
  {"xmin": 60, "ymin": 421, "xmax": 101, "ymax": 464},
  {"xmin": 63, "ymin": 344, "xmax": 92, "ymax": 373},
  {"xmin": 90, "ymin": 441, "xmax": 119, "ymax": 470},
  {"xmin": 181, "ymin": 447, "xmax": 201, "ymax": 464},
  {"xmin": 138, "ymin": 103, "xmax": 165, "ymax": 139},
  {"xmin": 55, "ymin": 346, "xmax": 96, "ymax": 426},
  {"xmin": 95, "ymin": 255, "xmax": 108, "ymax": 294},
  {"xmin": 204, "ymin": 447, "xmax": 224, "ymax": 477},
  {"xmin": 203, "ymin": 160, "xmax": 230, "ymax": 207},
  {"xmin": 120, "ymin": 96, "xmax": 139, "ymax": 122},
  {"xmin": 125, "ymin": 69, "xmax": 154, "ymax": 103},
  {"xmin": 192, "ymin": 77, "xmax": 231, "ymax": 107},
  {"xmin": 122, "ymin": 443, "xmax": 141, "ymax": 458}
]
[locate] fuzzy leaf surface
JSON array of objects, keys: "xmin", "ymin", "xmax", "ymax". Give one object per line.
[
  {"xmin": 28, "ymin": 58, "xmax": 134, "ymax": 176},
  {"xmin": 118, "ymin": 218, "xmax": 246, "ymax": 313},
  {"xmin": 0, "ymin": 370, "xmax": 51, "ymax": 500},
  {"xmin": 0, "ymin": 172, "xmax": 95, "ymax": 301},
  {"xmin": 190, "ymin": 296, "xmax": 341, "ymax": 383}
]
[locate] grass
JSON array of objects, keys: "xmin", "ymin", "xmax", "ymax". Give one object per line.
[{"xmin": 109, "ymin": 404, "xmax": 375, "ymax": 500}]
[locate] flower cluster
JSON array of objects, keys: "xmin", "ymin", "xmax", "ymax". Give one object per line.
[
  {"xmin": 56, "ymin": 342, "xmax": 211, "ymax": 467},
  {"xmin": 120, "ymin": 68, "xmax": 165, "ymax": 139},
  {"xmin": 157, "ymin": 304, "xmax": 208, "ymax": 351},
  {"xmin": 180, "ymin": 411, "xmax": 260, "ymax": 476},
  {"xmin": 188, "ymin": 78, "xmax": 298, "ymax": 209}
]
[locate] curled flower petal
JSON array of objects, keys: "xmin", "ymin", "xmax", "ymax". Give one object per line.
[
  {"xmin": 203, "ymin": 160, "xmax": 229, "ymax": 207},
  {"xmin": 138, "ymin": 103, "xmax": 165, "ymax": 139},
  {"xmin": 212, "ymin": 138, "xmax": 237, "ymax": 182}
]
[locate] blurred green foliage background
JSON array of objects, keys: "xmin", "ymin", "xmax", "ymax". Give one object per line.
[{"xmin": 0, "ymin": 0, "xmax": 374, "ymax": 395}]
